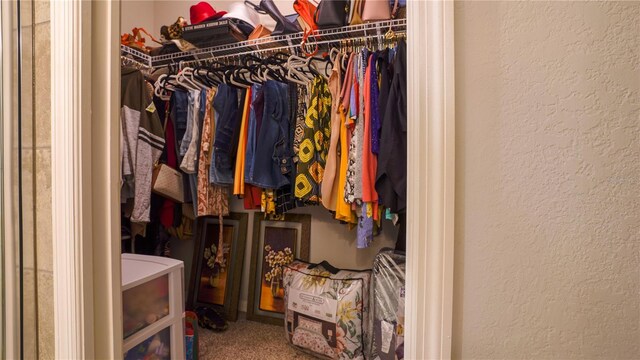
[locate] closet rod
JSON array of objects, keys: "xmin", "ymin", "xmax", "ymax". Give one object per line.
[
  {"xmin": 121, "ymin": 55, "xmax": 153, "ymax": 72},
  {"xmin": 175, "ymin": 32, "xmax": 406, "ymax": 69}
]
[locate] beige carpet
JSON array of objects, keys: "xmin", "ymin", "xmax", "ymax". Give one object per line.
[{"xmin": 198, "ymin": 317, "xmax": 316, "ymax": 360}]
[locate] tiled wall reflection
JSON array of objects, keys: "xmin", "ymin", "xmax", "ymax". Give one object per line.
[{"xmin": 20, "ymin": 0, "xmax": 53, "ymax": 358}]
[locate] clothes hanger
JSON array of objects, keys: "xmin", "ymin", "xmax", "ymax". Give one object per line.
[
  {"xmin": 179, "ymin": 66, "xmax": 207, "ymax": 90},
  {"xmin": 261, "ymin": 53, "xmax": 289, "ymax": 82},
  {"xmin": 303, "ymin": 55, "xmax": 324, "ymax": 80},
  {"xmin": 226, "ymin": 57, "xmax": 252, "ymax": 89},
  {"xmin": 185, "ymin": 61, "xmax": 211, "ymax": 89},
  {"xmin": 285, "ymin": 57, "xmax": 308, "ymax": 85},
  {"xmin": 154, "ymin": 75, "xmax": 171, "ymax": 100},
  {"xmin": 242, "ymin": 54, "xmax": 269, "ymax": 84},
  {"xmin": 286, "ymin": 55, "xmax": 314, "ymax": 84},
  {"xmin": 204, "ymin": 58, "xmax": 232, "ymax": 86}
]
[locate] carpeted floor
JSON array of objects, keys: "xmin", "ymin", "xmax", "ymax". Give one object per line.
[{"xmin": 198, "ymin": 316, "xmax": 316, "ymax": 360}]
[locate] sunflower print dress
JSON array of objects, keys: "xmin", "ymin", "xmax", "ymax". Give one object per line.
[{"xmin": 295, "ymin": 76, "xmax": 332, "ymax": 204}]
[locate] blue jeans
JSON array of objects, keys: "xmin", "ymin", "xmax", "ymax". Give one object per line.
[
  {"xmin": 179, "ymin": 90, "xmax": 197, "ymax": 157},
  {"xmin": 210, "ymin": 84, "xmax": 238, "ymax": 186},
  {"xmin": 248, "ymin": 80, "xmax": 292, "ymax": 189},
  {"xmin": 244, "ymin": 85, "xmax": 261, "ymax": 182},
  {"xmin": 171, "ymin": 90, "xmax": 189, "ymax": 156}
]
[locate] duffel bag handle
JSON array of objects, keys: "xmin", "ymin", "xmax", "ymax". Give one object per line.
[{"xmin": 308, "ymin": 260, "xmax": 340, "ymax": 274}]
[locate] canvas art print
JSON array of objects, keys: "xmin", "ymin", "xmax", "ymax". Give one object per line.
[
  {"xmin": 197, "ymin": 224, "xmax": 234, "ymax": 306},
  {"xmin": 247, "ymin": 213, "xmax": 311, "ymax": 325},
  {"xmin": 259, "ymin": 226, "xmax": 297, "ymax": 313},
  {"xmin": 189, "ymin": 213, "xmax": 248, "ymax": 322}
]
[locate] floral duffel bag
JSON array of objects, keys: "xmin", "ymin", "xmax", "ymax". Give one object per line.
[{"xmin": 283, "ymin": 260, "xmax": 372, "ymax": 360}]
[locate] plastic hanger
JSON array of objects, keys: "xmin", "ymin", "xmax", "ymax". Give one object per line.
[
  {"xmin": 177, "ymin": 67, "xmax": 203, "ymax": 91},
  {"xmin": 286, "ymin": 56, "xmax": 312, "ymax": 85},
  {"xmin": 288, "ymin": 55, "xmax": 316, "ymax": 82}
]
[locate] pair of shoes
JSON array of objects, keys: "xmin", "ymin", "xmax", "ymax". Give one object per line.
[
  {"xmin": 195, "ymin": 306, "xmax": 228, "ymax": 332},
  {"xmin": 245, "ymin": 0, "xmax": 301, "ymax": 35}
]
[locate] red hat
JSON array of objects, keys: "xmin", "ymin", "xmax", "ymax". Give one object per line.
[{"xmin": 190, "ymin": 2, "xmax": 227, "ymax": 25}]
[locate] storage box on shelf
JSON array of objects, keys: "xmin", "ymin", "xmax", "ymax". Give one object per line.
[{"xmin": 122, "ymin": 254, "xmax": 185, "ymax": 360}]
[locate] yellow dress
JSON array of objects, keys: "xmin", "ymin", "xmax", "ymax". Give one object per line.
[{"xmin": 334, "ymin": 105, "xmax": 357, "ymax": 224}]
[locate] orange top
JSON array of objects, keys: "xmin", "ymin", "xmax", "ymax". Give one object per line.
[{"xmin": 233, "ymin": 88, "xmax": 252, "ymax": 196}]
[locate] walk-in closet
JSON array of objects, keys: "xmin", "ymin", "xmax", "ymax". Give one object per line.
[{"xmin": 119, "ymin": 1, "xmax": 409, "ymax": 359}]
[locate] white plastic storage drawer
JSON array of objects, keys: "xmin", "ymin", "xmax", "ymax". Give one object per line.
[{"xmin": 122, "ymin": 254, "xmax": 185, "ymax": 360}]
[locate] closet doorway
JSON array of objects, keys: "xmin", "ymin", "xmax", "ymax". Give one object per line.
[{"xmin": 49, "ymin": 1, "xmax": 455, "ymax": 359}]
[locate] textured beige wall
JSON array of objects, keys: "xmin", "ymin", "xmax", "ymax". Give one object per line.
[{"xmin": 453, "ymin": 2, "xmax": 639, "ymax": 359}]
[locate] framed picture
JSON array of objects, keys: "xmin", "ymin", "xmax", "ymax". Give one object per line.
[
  {"xmin": 247, "ymin": 213, "xmax": 311, "ymax": 325},
  {"xmin": 188, "ymin": 212, "xmax": 248, "ymax": 322}
]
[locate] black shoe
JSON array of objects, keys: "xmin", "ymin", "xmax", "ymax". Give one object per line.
[{"xmin": 195, "ymin": 306, "xmax": 229, "ymax": 332}]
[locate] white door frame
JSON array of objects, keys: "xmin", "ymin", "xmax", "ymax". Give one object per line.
[
  {"xmin": 405, "ymin": 1, "xmax": 456, "ymax": 358},
  {"xmin": 50, "ymin": 0, "xmax": 455, "ymax": 358},
  {"xmin": 2, "ymin": 1, "xmax": 19, "ymax": 358}
]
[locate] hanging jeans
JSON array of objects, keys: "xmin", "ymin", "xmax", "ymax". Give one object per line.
[
  {"xmin": 179, "ymin": 90, "xmax": 197, "ymax": 158},
  {"xmin": 210, "ymin": 84, "xmax": 239, "ymax": 186},
  {"xmin": 244, "ymin": 85, "xmax": 261, "ymax": 182},
  {"xmin": 247, "ymin": 80, "xmax": 291, "ymax": 189},
  {"xmin": 171, "ymin": 90, "xmax": 189, "ymax": 153}
]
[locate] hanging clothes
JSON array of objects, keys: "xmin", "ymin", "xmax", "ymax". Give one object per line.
[
  {"xmin": 273, "ymin": 83, "xmax": 300, "ymax": 215},
  {"xmin": 197, "ymin": 88, "xmax": 230, "ymax": 218},
  {"xmin": 210, "ymin": 83, "xmax": 239, "ymax": 186},
  {"xmin": 244, "ymin": 185, "xmax": 262, "ymax": 210},
  {"xmin": 155, "ymin": 98, "xmax": 180, "ymax": 230},
  {"xmin": 292, "ymin": 85, "xmax": 308, "ymax": 162},
  {"xmin": 335, "ymin": 53, "xmax": 358, "ymax": 224},
  {"xmin": 249, "ymin": 80, "xmax": 291, "ymax": 189},
  {"xmin": 179, "ymin": 90, "xmax": 198, "ymax": 160},
  {"xmin": 344, "ymin": 57, "xmax": 359, "ymax": 205},
  {"xmin": 376, "ymin": 40, "xmax": 407, "ymax": 214},
  {"xmin": 373, "ymin": 49, "xmax": 391, "ymax": 155},
  {"xmin": 234, "ymin": 88, "xmax": 252, "ymax": 196},
  {"xmin": 362, "ymin": 53, "xmax": 379, "ymax": 209},
  {"xmin": 172, "ymin": 90, "xmax": 189, "ymax": 150},
  {"xmin": 244, "ymin": 85, "xmax": 261, "ymax": 184},
  {"xmin": 353, "ymin": 49, "xmax": 369, "ymax": 202},
  {"xmin": 243, "ymin": 85, "xmax": 264, "ymax": 210},
  {"xmin": 320, "ymin": 52, "xmax": 343, "ymax": 211},
  {"xmin": 230, "ymin": 89, "xmax": 247, "ymax": 176},
  {"xmin": 358, "ymin": 53, "xmax": 380, "ymax": 248},
  {"xmin": 295, "ymin": 76, "xmax": 332, "ymax": 204},
  {"xmin": 180, "ymin": 89, "xmax": 202, "ymax": 173},
  {"xmin": 120, "ymin": 67, "xmax": 166, "ymax": 223}
]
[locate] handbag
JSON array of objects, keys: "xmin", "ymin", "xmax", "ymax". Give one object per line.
[
  {"xmin": 245, "ymin": 0, "xmax": 301, "ymax": 35},
  {"xmin": 248, "ymin": 24, "xmax": 272, "ymax": 40},
  {"xmin": 152, "ymin": 163, "xmax": 185, "ymax": 203},
  {"xmin": 151, "ymin": 110, "xmax": 184, "ymax": 203},
  {"xmin": 294, "ymin": 0, "xmax": 318, "ymax": 32},
  {"xmin": 121, "ymin": 27, "xmax": 161, "ymax": 53},
  {"xmin": 349, "ymin": 0, "xmax": 364, "ymax": 25},
  {"xmin": 315, "ymin": 0, "xmax": 349, "ymax": 29},
  {"xmin": 362, "ymin": 0, "xmax": 393, "ymax": 22}
]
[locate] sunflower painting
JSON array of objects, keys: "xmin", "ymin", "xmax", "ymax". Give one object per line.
[
  {"xmin": 247, "ymin": 213, "xmax": 311, "ymax": 325},
  {"xmin": 259, "ymin": 227, "xmax": 298, "ymax": 313}
]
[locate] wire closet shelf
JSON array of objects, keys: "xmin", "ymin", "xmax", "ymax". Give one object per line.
[{"xmin": 121, "ymin": 18, "xmax": 406, "ymax": 69}]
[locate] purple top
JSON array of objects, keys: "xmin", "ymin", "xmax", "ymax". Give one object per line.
[{"xmin": 370, "ymin": 53, "xmax": 381, "ymax": 154}]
